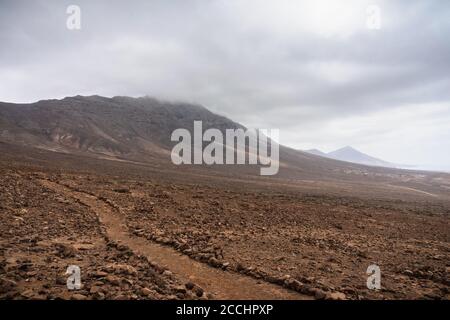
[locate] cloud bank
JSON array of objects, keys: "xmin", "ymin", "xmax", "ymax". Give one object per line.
[{"xmin": 1, "ymin": 0, "xmax": 449, "ymax": 169}]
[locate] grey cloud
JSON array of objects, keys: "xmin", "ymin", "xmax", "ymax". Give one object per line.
[{"xmin": 0, "ymin": 0, "xmax": 449, "ymax": 169}]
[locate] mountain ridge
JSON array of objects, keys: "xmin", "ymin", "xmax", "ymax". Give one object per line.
[
  {"xmin": 0, "ymin": 95, "xmax": 245, "ymax": 161},
  {"xmin": 305, "ymin": 146, "xmax": 397, "ymax": 168},
  {"xmin": 1, "ymin": 95, "xmax": 446, "ymax": 184}
]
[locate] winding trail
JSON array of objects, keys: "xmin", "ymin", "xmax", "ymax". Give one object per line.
[
  {"xmin": 40, "ymin": 179, "xmax": 309, "ymax": 300},
  {"xmin": 386, "ymin": 184, "xmax": 438, "ymax": 198}
]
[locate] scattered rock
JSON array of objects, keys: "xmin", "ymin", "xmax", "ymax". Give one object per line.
[
  {"xmin": 105, "ymin": 275, "xmax": 121, "ymax": 286},
  {"xmin": 140, "ymin": 287, "xmax": 153, "ymax": 297},
  {"xmin": 55, "ymin": 243, "xmax": 77, "ymax": 258},
  {"xmin": 71, "ymin": 293, "xmax": 88, "ymax": 300},
  {"xmin": 175, "ymin": 285, "xmax": 187, "ymax": 294},
  {"xmin": 0, "ymin": 278, "xmax": 17, "ymax": 293},
  {"xmin": 162, "ymin": 270, "xmax": 173, "ymax": 277},
  {"xmin": 89, "ymin": 285, "xmax": 102, "ymax": 294},
  {"xmin": 208, "ymin": 257, "xmax": 221, "ymax": 268},
  {"xmin": 312, "ymin": 288, "xmax": 326, "ymax": 300},
  {"xmin": 106, "ymin": 263, "xmax": 138, "ymax": 276},
  {"xmin": 185, "ymin": 281, "xmax": 195, "ymax": 290},
  {"xmin": 326, "ymin": 292, "xmax": 346, "ymax": 300},
  {"xmin": 194, "ymin": 286, "xmax": 204, "ymax": 297},
  {"xmin": 21, "ymin": 289, "xmax": 35, "ymax": 299},
  {"xmin": 56, "ymin": 275, "xmax": 67, "ymax": 285},
  {"xmin": 93, "ymin": 292, "xmax": 105, "ymax": 300},
  {"xmin": 404, "ymin": 270, "xmax": 414, "ymax": 276},
  {"xmin": 93, "ymin": 271, "xmax": 108, "ymax": 278}
]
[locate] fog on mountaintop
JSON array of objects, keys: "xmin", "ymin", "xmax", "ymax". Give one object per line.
[{"xmin": 0, "ymin": 0, "xmax": 449, "ymax": 171}]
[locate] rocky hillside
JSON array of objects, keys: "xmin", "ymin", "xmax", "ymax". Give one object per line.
[
  {"xmin": 1, "ymin": 95, "xmax": 449, "ymax": 195},
  {"xmin": 0, "ymin": 95, "xmax": 244, "ymax": 161}
]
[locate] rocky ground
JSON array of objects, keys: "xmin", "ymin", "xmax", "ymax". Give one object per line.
[
  {"xmin": 1, "ymin": 167, "xmax": 449, "ymax": 300},
  {"xmin": 44, "ymin": 171, "xmax": 450, "ymax": 300},
  {"xmin": 0, "ymin": 169, "xmax": 207, "ymax": 300}
]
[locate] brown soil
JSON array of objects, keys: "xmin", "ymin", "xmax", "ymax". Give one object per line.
[
  {"xmin": 39, "ymin": 179, "xmax": 307, "ymax": 300},
  {"xmin": 1, "ymin": 164, "xmax": 448, "ymax": 300}
]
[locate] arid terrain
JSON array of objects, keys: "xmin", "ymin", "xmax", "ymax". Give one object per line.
[{"xmin": 0, "ymin": 96, "xmax": 449, "ymax": 300}]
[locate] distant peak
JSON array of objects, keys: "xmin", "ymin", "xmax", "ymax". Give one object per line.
[
  {"xmin": 340, "ymin": 145, "xmax": 357, "ymax": 151},
  {"xmin": 330, "ymin": 146, "xmax": 364, "ymax": 156},
  {"xmin": 326, "ymin": 145, "xmax": 396, "ymax": 168}
]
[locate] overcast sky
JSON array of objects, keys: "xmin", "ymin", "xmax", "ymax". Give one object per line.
[{"xmin": 1, "ymin": 0, "xmax": 449, "ymax": 170}]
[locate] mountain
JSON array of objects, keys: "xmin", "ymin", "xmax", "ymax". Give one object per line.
[
  {"xmin": 0, "ymin": 95, "xmax": 390, "ymax": 180},
  {"xmin": 305, "ymin": 146, "xmax": 397, "ymax": 168},
  {"xmin": 327, "ymin": 146, "xmax": 396, "ymax": 167},
  {"xmin": 0, "ymin": 95, "xmax": 245, "ymax": 163},
  {"xmin": 305, "ymin": 149, "xmax": 328, "ymax": 157},
  {"xmin": 3, "ymin": 94, "xmax": 447, "ymax": 188}
]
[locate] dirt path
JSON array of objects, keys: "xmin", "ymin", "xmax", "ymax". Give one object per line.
[
  {"xmin": 39, "ymin": 180, "xmax": 309, "ymax": 300},
  {"xmin": 387, "ymin": 184, "xmax": 438, "ymax": 198}
]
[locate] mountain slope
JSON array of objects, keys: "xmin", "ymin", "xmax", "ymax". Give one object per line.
[
  {"xmin": 327, "ymin": 146, "xmax": 396, "ymax": 168},
  {"xmin": 305, "ymin": 149, "xmax": 328, "ymax": 157},
  {"xmin": 0, "ymin": 95, "xmax": 244, "ymax": 162},
  {"xmin": 2, "ymin": 95, "xmax": 448, "ymax": 195},
  {"xmin": 304, "ymin": 146, "xmax": 397, "ymax": 168},
  {"xmin": 0, "ymin": 95, "xmax": 390, "ymax": 181}
]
